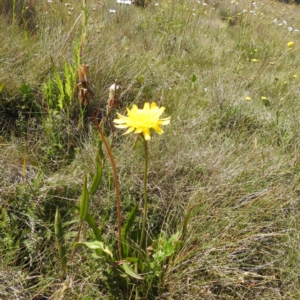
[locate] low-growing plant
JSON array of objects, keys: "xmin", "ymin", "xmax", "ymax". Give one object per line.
[
  {"xmin": 41, "ymin": 42, "xmax": 84, "ymax": 160},
  {"xmin": 51, "ymin": 63, "xmax": 191, "ymax": 297}
]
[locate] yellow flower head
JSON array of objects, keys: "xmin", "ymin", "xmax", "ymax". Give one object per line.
[
  {"xmin": 287, "ymin": 41, "xmax": 294, "ymax": 48},
  {"xmin": 114, "ymin": 102, "xmax": 170, "ymax": 140},
  {"xmin": 245, "ymin": 97, "xmax": 252, "ymax": 101}
]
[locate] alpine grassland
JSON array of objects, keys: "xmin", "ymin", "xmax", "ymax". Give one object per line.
[{"xmin": 2, "ymin": 0, "xmax": 300, "ymax": 299}]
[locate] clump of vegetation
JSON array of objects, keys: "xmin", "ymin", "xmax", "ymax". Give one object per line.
[{"xmin": 2, "ymin": 0, "xmax": 300, "ymax": 299}]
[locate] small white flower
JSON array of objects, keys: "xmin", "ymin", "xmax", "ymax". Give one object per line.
[
  {"xmin": 274, "ymin": 18, "xmax": 278, "ymax": 24},
  {"xmin": 116, "ymin": 0, "xmax": 132, "ymax": 4},
  {"xmin": 243, "ymin": 9, "xmax": 247, "ymax": 13},
  {"xmin": 294, "ymin": 29, "xmax": 299, "ymax": 32},
  {"xmin": 283, "ymin": 20, "xmax": 287, "ymax": 25},
  {"xmin": 109, "ymin": 9, "xmax": 116, "ymax": 13},
  {"xmin": 278, "ymin": 23, "xmax": 283, "ymax": 26},
  {"xmin": 288, "ymin": 27, "xmax": 293, "ymax": 32}
]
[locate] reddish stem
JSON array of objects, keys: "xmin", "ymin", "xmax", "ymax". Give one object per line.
[{"xmin": 87, "ymin": 102, "xmax": 122, "ymax": 260}]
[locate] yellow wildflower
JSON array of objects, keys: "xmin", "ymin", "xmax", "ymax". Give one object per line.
[
  {"xmin": 261, "ymin": 96, "xmax": 267, "ymax": 100},
  {"xmin": 287, "ymin": 41, "xmax": 294, "ymax": 48},
  {"xmin": 245, "ymin": 97, "xmax": 252, "ymax": 101},
  {"xmin": 114, "ymin": 102, "xmax": 170, "ymax": 140},
  {"xmin": 251, "ymin": 59, "xmax": 259, "ymax": 62}
]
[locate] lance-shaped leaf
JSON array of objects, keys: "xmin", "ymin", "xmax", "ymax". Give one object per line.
[
  {"xmin": 121, "ymin": 204, "xmax": 138, "ymax": 257},
  {"xmin": 75, "ymin": 241, "xmax": 113, "ymax": 258},
  {"xmin": 122, "ymin": 262, "xmax": 144, "ymax": 280},
  {"xmin": 73, "ymin": 206, "xmax": 103, "ymax": 241},
  {"xmin": 80, "ymin": 174, "xmax": 89, "ymax": 220},
  {"xmin": 55, "ymin": 206, "xmax": 67, "ymax": 269},
  {"xmin": 84, "ymin": 212, "xmax": 102, "ymax": 241},
  {"xmin": 89, "ymin": 157, "xmax": 102, "ymax": 196},
  {"xmin": 97, "ymin": 139, "xmax": 105, "ymax": 161}
]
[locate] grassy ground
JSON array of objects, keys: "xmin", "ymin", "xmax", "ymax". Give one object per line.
[{"xmin": 1, "ymin": 0, "xmax": 300, "ymax": 299}]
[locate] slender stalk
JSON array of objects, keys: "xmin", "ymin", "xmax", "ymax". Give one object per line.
[
  {"xmin": 139, "ymin": 137, "xmax": 149, "ymax": 252},
  {"xmin": 86, "ymin": 101, "xmax": 122, "ymax": 260}
]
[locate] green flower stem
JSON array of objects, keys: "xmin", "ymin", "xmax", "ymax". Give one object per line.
[{"xmin": 139, "ymin": 137, "xmax": 149, "ymax": 252}]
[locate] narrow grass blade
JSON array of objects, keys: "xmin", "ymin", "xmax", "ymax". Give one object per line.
[
  {"xmin": 80, "ymin": 174, "xmax": 89, "ymax": 220},
  {"xmin": 181, "ymin": 203, "xmax": 201, "ymax": 240},
  {"xmin": 55, "ymin": 206, "xmax": 67, "ymax": 269}
]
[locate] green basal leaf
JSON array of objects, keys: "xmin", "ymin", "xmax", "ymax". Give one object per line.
[
  {"xmin": 75, "ymin": 241, "xmax": 113, "ymax": 258},
  {"xmin": 55, "ymin": 206, "xmax": 64, "ymax": 242},
  {"xmin": 121, "ymin": 204, "xmax": 138, "ymax": 256},
  {"xmin": 163, "ymin": 240, "xmax": 175, "ymax": 257},
  {"xmin": 97, "ymin": 139, "xmax": 105, "ymax": 161},
  {"xmin": 153, "ymin": 249, "xmax": 166, "ymax": 263},
  {"xmin": 169, "ymin": 231, "xmax": 180, "ymax": 243},
  {"xmin": 84, "ymin": 212, "xmax": 102, "ymax": 241},
  {"xmin": 122, "ymin": 262, "xmax": 144, "ymax": 280},
  {"xmin": 73, "ymin": 206, "xmax": 102, "ymax": 241},
  {"xmin": 79, "ymin": 174, "xmax": 89, "ymax": 220},
  {"xmin": 89, "ymin": 157, "xmax": 102, "ymax": 196}
]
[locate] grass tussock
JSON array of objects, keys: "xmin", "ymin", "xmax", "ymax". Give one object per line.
[{"xmin": 1, "ymin": 0, "xmax": 300, "ymax": 299}]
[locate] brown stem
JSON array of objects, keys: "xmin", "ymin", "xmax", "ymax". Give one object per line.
[{"xmin": 86, "ymin": 101, "xmax": 122, "ymax": 260}]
